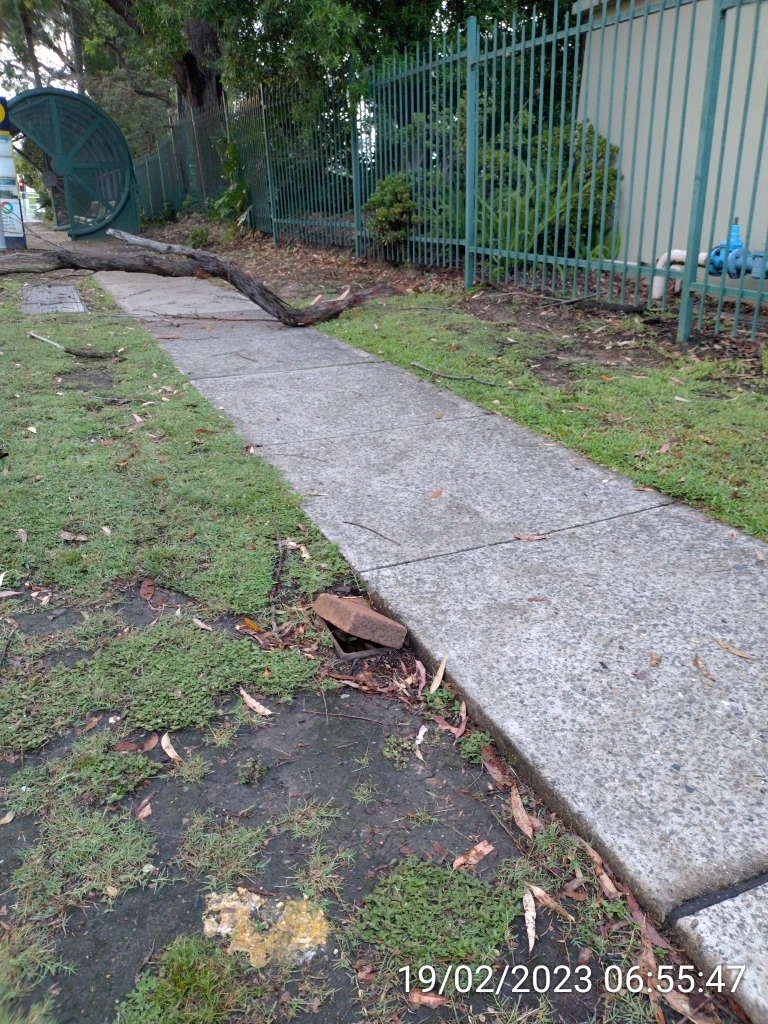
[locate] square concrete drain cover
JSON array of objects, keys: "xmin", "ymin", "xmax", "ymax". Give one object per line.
[{"xmin": 21, "ymin": 284, "xmax": 87, "ymax": 314}]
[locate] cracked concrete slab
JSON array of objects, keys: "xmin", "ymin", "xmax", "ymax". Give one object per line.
[
  {"xmin": 262, "ymin": 414, "xmax": 671, "ymax": 566},
  {"xmin": 675, "ymin": 885, "xmax": 768, "ymax": 1024},
  {"xmin": 363, "ymin": 502, "xmax": 768, "ymax": 919},
  {"xmin": 95, "ymin": 270, "xmax": 268, "ymax": 319}
]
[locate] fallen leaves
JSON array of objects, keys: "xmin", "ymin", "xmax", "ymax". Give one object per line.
[
  {"xmin": 523, "ymin": 889, "xmax": 537, "ymax": 951},
  {"xmin": 429, "ymin": 488, "xmax": 443, "ymax": 499},
  {"xmin": 755, "ymin": 546, "xmax": 765, "ymax": 564},
  {"xmin": 12, "ymin": 530, "xmax": 27, "ymax": 544},
  {"xmin": 515, "ymin": 534, "xmax": 546, "ymax": 541},
  {"xmin": 24, "ymin": 426, "xmax": 37, "ymax": 433},
  {"xmin": 480, "ymin": 745, "xmax": 515, "ymax": 789},
  {"xmin": 713, "ymin": 637, "xmax": 752, "ymax": 659},
  {"xmin": 649, "ymin": 651, "xmax": 662, "ymax": 667},
  {"xmin": 674, "ymin": 395, "xmax": 691, "ymax": 403},
  {"xmin": 160, "ymin": 732, "xmax": 181, "ymax": 762},
  {"xmin": 452, "ymin": 840, "xmax": 494, "ymax": 871},
  {"xmin": 239, "ymin": 687, "xmax": 272, "ymax": 716},
  {"xmin": 408, "ymin": 989, "xmax": 448, "ymax": 1008},
  {"xmin": 658, "ymin": 443, "xmax": 671, "ymax": 454},
  {"xmin": 139, "ymin": 578, "xmax": 155, "ymax": 601},
  {"xmin": 509, "ymin": 783, "xmax": 534, "ymax": 838},
  {"xmin": 527, "ymin": 883, "xmax": 574, "ymax": 923},
  {"xmin": 429, "ymin": 655, "xmax": 447, "ymax": 694},
  {"xmin": 431, "ymin": 701, "xmax": 467, "ymax": 739},
  {"xmin": 569, "ymin": 835, "xmax": 620, "ymax": 898},
  {"xmin": 0, "ymin": 812, "xmax": 15, "ymax": 826},
  {"xmin": 59, "ymin": 531, "xmax": 88, "ymax": 543},
  {"xmin": 692, "ymin": 655, "xmax": 715, "ymax": 681},
  {"xmin": 136, "ymin": 802, "xmax": 152, "ymax": 821},
  {"xmin": 142, "ymin": 733, "xmax": 159, "ymax": 752},
  {"xmin": 192, "ymin": 617, "xmax": 213, "ymax": 631}
]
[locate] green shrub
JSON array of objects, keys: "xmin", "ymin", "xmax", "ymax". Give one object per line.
[
  {"xmin": 211, "ymin": 141, "xmax": 250, "ymax": 224},
  {"xmin": 362, "ymin": 173, "xmax": 415, "ymax": 245},
  {"xmin": 188, "ymin": 225, "xmax": 210, "ymax": 248}
]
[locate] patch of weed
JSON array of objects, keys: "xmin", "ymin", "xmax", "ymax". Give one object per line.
[
  {"xmin": 0, "ymin": 618, "xmax": 316, "ymax": 750},
  {"xmin": 4, "ymin": 732, "xmax": 158, "ymax": 813},
  {"xmin": 238, "ymin": 756, "xmax": 268, "ymax": 785},
  {"xmin": 276, "ymin": 800, "xmax": 340, "ymax": 840},
  {"xmin": 354, "ymin": 857, "xmax": 519, "ymax": 970},
  {"xmin": 175, "ymin": 812, "xmax": 267, "ymax": 886},
  {"xmin": 12, "ymin": 801, "xmax": 156, "ymax": 922},
  {"xmin": 0, "ymin": 923, "xmax": 62, "ymax": 1014},
  {"xmin": 351, "ymin": 780, "xmax": 376, "ymax": 805},
  {"xmin": 113, "ymin": 935, "xmax": 260, "ymax": 1024},
  {"xmin": 457, "ymin": 730, "xmax": 492, "ymax": 763},
  {"xmin": 405, "ymin": 809, "xmax": 437, "ymax": 827},
  {"xmin": 291, "ymin": 844, "xmax": 355, "ymax": 903},
  {"xmin": 381, "ymin": 735, "xmax": 411, "ymax": 770},
  {"xmin": 174, "ymin": 753, "xmax": 212, "ymax": 784}
]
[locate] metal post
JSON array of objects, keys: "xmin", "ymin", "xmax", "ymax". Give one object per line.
[
  {"xmin": 464, "ymin": 16, "xmax": 479, "ymax": 289},
  {"xmin": 156, "ymin": 141, "xmax": 167, "ymax": 208},
  {"xmin": 677, "ymin": 0, "xmax": 726, "ymax": 342},
  {"xmin": 349, "ymin": 60, "xmax": 364, "ymax": 258},
  {"xmin": 260, "ymin": 85, "xmax": 279, "ymax": 247},
  {"xmin": 189, "ymin": 106, "xmax": 208, "ymax": 212}
]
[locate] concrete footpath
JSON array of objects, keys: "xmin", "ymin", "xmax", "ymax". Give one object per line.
[{"xmin": 94, "ymin": 270, "xmax": 768, "ymax": 1022}]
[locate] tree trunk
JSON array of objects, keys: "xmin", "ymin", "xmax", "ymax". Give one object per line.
[
  {"xmin": 19, "ymin": 8, "xmax": 42, "ymax": 89},
  {"xmin": 67, "ymin": 3, "xmax": 86, "ymax": 94},
  {"xmin": 174, "ymin": 20, "xmax": 223, "ymax": 110},
  {"xmin": 0, "ymin": 230, "xmax": 393, "ymax": 327}
]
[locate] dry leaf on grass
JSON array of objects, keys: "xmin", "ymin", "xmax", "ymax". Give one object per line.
[
  {"xmin": 480, "ymin": 745, "xmax": 515, "ymax": 788},
  {"xmin": 693, "ymin": 655, "xmax": 716, "ymax": 681},
  {"xmin": 408, "ymin": 989, "xmax": 448, "ymax": 1008},
  {"xmin": 509, "ymin": 782, "xmax": 534, "ymax": 838},
  {"xmin": 192, "ymin": 617, "xmax": 213, "ymax": 631},
  {"xmin": 0, "ymin": 812, "xmax": 14, "ymax": 826},
  {"xmin": 114, "ymin": 741, "xmax": 138, "ymax": 752},
  {"xmin": 431, "ymin": 701, "xmax": 467, "ymax": 739},
  {"xmin": 527, "ymin": 883, "xmax": 575, "ymax": 923},
  {"xmin": 142, "ymin": 734, "xmax": 159, "ymax": 752},
  {"xmin": 139, "ymin": 578, "xmax": 155, "ymax": 601},
  {"xmin": 570, "ymin": 835, "xmax": 620, "ymax": 898},
  {"xmin": 243, "ymin": 617, "xmax": 263, "ymax": 632},
  {"xmin": 136, "ymin": 802, "xmax": 152, "ymax": 820},
  {"xmin": 239, "ymin": 687, "xmax": 272, "ymax": 716},
  {"xmin": 523, "ymin": 889, "xmax": 537, "ymax": 952},
  {"xmin": 713, "ymin": 637, "xmax": 752, "ymax": 659},
  {"xmin": 161, "ymin": 732, "xmax": 181, "ymax": 761},
  {"xmin": 452, "ymin": 840, "xmax": 494, "ymax": 871},
  {"xmin": 12, "ymin": 530, "xmax": 27, "ymax": 544},
  {"xmin": 429, "ymin": 655, "xmax": 448, "ymax": 694},
  {"xmin": 0, "ymin": 591, "xmax": 22, "ymax": 599}
]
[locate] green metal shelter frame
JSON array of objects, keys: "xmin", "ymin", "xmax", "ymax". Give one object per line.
[{"xmin": 8, "ymin": 87, "xmax": 140, "ymax": 239}]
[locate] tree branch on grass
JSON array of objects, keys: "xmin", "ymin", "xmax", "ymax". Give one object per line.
[{"xmin": 0, "ymin": 231, "xmax": 393, "ymax": 327}]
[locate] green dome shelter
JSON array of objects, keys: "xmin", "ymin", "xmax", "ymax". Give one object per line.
[{"xmin": 8, "ymin": 87, "xmax": 140, "ymax": 239}]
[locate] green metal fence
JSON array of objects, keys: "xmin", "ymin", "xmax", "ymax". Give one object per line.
[{"xmin": 135, "ymin": 0, "xmax": 768, "ymax": 341}]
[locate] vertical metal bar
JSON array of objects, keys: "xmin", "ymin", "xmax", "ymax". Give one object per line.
[
  {"xmin": 260, "ymin": 86, "xmax": 278, "ymax": 246},
  {"xmin": 541, "ymin": 1, "xmax": 559, "ymax": 292},
  {"xmin": 464, "ymin": 16, "xmax": 479, "ymax": 288},
  {"xmin": 350, "ymin": 64, "xmax": 363, "ymax": 258},
  {"xmin": 496, "ymin": 28, "xmax": 508, "ymax": 282},
  {"xmin": 562, "ymin": 0, "xmax": 583, "ymax": 294},
  {"xmin": 677, "ymin": 0, "xmax": 727, "ymax": 342},
  {"xmin": 552, "ymin": 4, "xmax": 569, "ymax": 292},
  {"xmin": 532, "ymin": 13, "xmax": 548, "ymax": 289},
  {"xmin": 593, "ymin": 0, "xmax": 619, "ymax": 300},
  {"xmin": 504, "ymin": 14, "xmax": 518, "ymax": 285},
  {"xmin": 190, "ymin": 107, "xmax": 208, "ymax": 212},
  {"xmin": 523, "ymin": 14, "xmax": 536, "ymax": 288},
  {"xmin": 156, "ymin": 141, "xmax": 167, "ymax": 208},
  {"xmin": 514, "ymin": 19, "xmax": 527, "ymax": 287},
  {"xmin": 606, "ymin": 0, "xmax": 637, "ymax": 299},
  {"xmin": 572, "ymin": 3, "xmax": 597, "ymax": 296}
]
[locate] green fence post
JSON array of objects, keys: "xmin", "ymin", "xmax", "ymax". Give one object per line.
[
  {"xmin": 464, "ymin": 16, "xmax": 479, "ymax": 289},
  {"xmin": 677, "ymin": 0, "xmax": 726, "ymax": 342},
  {"xmin": 350, "ymin": 59, "xmax": 364, "ymax": 258},
  {"xmin": 156, "ymin": 141, "xmax": 167, "ymax": 208},
  {"xmin": 260, "ymin": 85, "xmax": 279, "ymax": 247}
]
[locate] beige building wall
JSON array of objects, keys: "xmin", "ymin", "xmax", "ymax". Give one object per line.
[{"xmin": 577, "ymin": 0, "xmax": 768, "ymax": 270}]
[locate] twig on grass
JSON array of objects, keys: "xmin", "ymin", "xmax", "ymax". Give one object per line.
[
  {"xmin": 411, "ymin": 362, "xmax": 511, "ymax": 388},
  {"xmin": 28, "ymin": 331, "xmax": 120, "ymax": 359}
]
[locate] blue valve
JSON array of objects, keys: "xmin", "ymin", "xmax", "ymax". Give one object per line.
[{"xmin": 708, "ymin": 222, "xmax": 743, "ymax": 276}]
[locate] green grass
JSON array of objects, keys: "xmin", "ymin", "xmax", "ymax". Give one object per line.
[
  {"xmin": 3, "ymin": 731, "xmax": 159, "ymax": 813},
  {"xmin": 12, "ymin": 801, "xmax": 156, "ymax": 922},
  {"xmin": 113, "ymin": 936, "xmax": 265, "ymax": 1024},
  {"xmin": 0, "ymin": 618, "xmax": 316, "ymax": 750},
  {"xmin": 323, "ymin": 295, "xmax": 768, "ymax": 537},
  {"xmin": 175, "ymin": 812, "xmax": 268, "ymax": 887},
  {"xmin": 0, "ymin": 278, "xmax": 344, "ymax": 606},
  {"xmin": 275, "ymin": 799, "xmax": 340, "ymax": 839},
  {"xmin": 354, "ymin": 857, "xmax": 519, "ymax": 970}
]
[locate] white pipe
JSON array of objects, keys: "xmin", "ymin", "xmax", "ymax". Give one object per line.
[{"xmin": 652, "ymin": 250, "xmax": 709, "ymax": 301}]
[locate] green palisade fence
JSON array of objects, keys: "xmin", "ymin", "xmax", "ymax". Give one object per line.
[{"xmin": 135, "ymin": 0, "xmax": 768, "ymax": 341}]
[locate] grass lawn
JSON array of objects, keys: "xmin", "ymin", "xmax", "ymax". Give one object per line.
[{"xmin": 323, "ymin": 293, "xmax": 768, "ymax": 538}]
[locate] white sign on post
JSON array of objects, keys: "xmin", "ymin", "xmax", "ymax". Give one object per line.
[{"xmin": 0, "ymin": 96, "xmax": 27, "ymax": 249}]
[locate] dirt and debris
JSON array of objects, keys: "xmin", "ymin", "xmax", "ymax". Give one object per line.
[{"xmin": 313, "ymin": 592, "xmax": 407, "ymax": 649}]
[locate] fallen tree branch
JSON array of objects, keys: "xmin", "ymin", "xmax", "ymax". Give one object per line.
[
  {"xmin": 411, "ymin": 361, "xmax": 512, "ymax": 388},
  {"xmin": 0, "ymin": 229, "xmax": 393, "ymax": 327}
]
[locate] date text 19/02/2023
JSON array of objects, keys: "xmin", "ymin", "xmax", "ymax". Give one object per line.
[{"xmin": 398, "ymin": 964, "xmax": 746, "ymax": 997}]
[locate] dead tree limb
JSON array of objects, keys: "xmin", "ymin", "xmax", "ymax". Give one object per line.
[{"xmin": 0, "ymin": 230, "xmax": 393, "ymax": 327}]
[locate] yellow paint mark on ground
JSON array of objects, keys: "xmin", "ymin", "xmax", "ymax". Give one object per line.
[{"xmin": 203, "ymin": 888, "xmax": 328, "ymax": 968}]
